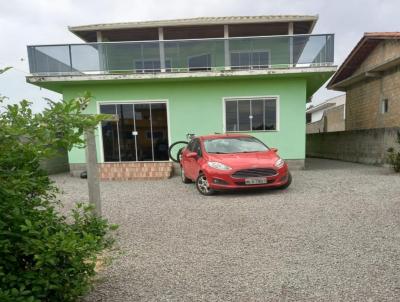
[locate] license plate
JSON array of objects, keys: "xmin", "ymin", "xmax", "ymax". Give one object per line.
[{"xmin": 245, "ymin": 177, "xmax": 267, "ymax": 185}]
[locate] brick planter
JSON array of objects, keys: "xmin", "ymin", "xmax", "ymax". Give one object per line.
[{"xmin": 99, "ymin": 162, "xmax": 174, "ymax": 180}]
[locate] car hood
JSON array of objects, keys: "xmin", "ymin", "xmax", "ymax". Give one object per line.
[{"xmin": 207, "ymin": 151, "xmax": 279, "ymax": 169}]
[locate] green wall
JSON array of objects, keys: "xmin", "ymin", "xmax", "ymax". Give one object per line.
[{"xmin": 62, "ymin": 76, "xmax": 306, "ymax": 164}]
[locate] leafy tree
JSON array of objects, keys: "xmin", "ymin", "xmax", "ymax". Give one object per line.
[{"xmin": 0, "ymin": 68, "xmax": 116, "ymax": 301}]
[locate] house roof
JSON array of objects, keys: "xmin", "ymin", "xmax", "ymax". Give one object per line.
[
  {"xmin": 327, "ymin": 32, "xmax": 400, "ymax": 89},
  {"xmin": 69, "ymin": 15, "xmax": 318, "ymax": 33},
  {"xmin": 306, "ymin": 94, "xmax": 345, "ymax": 114}
]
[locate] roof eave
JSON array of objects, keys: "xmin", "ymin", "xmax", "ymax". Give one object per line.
[
  {"xmin": 328, "ymin": 32, "xmax": 400, "ymax": 89},
  {"xmin": 68, "ymin": 15, "xmax": 318, "ymax": 34},
  {"xmin": 328, "ymin": 55, "xmax": 400, "ymax": 91}
]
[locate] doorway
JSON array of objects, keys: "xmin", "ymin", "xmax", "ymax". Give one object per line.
[{"xmin": 99, "ymin": 102, "xmax": 169, "ymax": 162}]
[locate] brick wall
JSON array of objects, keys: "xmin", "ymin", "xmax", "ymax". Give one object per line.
[
  {"xmin": 345, "ymin": 40, "xmax": 400, "ymax": 131},
  {"xmin": 346, "ymin": 68, "xmax": 400, "ymax": 130},
  {"xmin": 99, "ymin": 162, "xmax": 174, "ymax": 180},
  {"xmin": 306, "ymin": 119, "xmax": 325, "ymax": 134},
  {"xmin": 306, "ymin": 127, "xmax": 400, "ymax": 165},
  {"xmin": 70, "ymin": 162, "xmax": 174, "ymax": 180},
  {"xmin": 326, "ymin": 105, "xmax": 345, "ymax": 132}
]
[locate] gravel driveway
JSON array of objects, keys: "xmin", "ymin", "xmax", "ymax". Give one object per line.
[{"xmin": 52, "ymin": 159, "xmax": 400, "ymax": 302}]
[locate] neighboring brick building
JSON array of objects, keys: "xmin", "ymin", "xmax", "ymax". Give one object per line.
[
  {"xmin": 327, "ymin": 32, "xmax": 400, "ymax": 130},
  {"xmin": 306, "ymin": 94, "xmax": 346, "ymax": 133}
]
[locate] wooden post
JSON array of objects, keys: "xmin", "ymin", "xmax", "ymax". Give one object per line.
[{"xmin": 85, "ymin": 129, "xmax": 101, "ymax": 216}]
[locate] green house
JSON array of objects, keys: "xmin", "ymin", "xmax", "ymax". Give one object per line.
[{"xmin": 26, "ymin": 15, "xmax": 336, "ymax": 179}]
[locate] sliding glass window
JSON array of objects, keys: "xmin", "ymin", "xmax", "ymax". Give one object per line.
[{"xmin": 225, "ymin": 98, "xmax": 278, "ymax": 132}]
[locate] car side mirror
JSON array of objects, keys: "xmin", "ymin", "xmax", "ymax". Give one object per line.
[
  {"xmin": 186, "ymin": 152, "xmax": 198, "ymax": 158},
  {"xmin": 271, "ymin": 148, "xmax": 278, "ymax": 153}
]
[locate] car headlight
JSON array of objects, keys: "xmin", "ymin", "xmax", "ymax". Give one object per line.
[
  {"xmin": 207, "ymin": 161, "xmax": 232, "ymax": 171},
  {"xmin": 274, "ymin": 158, "xmax": 285, "ymax": 168}
]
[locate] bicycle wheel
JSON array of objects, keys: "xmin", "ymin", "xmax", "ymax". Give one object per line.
[{"xmin": 168, "ymin": 141, "xmax": 188, "ymax": 163}]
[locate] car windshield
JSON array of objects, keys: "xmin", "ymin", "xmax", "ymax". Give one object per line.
[{"xmin": 204, "ymin": 137, "xmax": 269, "ymax": 154}]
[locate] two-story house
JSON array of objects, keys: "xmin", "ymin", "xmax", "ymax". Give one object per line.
[{"xmin": 26, "ymin": 15, "xmax": 336, "ymax": 179}]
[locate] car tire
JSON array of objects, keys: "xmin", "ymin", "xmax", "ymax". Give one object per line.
[
  {"xmin": 180, "ymin": 166, "xmax": 192, "ymax": 184},
  {"xmin": 277, "ymin": 172, "xmax": 292, "ymax": 190},
  {"xmin": 196, "ymin": 173, "xmax": 215, "ymax": 196}
]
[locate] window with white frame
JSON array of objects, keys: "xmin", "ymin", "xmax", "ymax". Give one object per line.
[
  {"xmin": 230, "ymin": 51, "xmax": 270, "ymax": 70},
  {"xmin": 225, "ymin": 98, "xmax": 278, "ymax": 132}
]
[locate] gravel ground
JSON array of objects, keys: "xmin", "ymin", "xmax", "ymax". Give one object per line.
[{"xmin": 52, "ymin": 159, "xmax": 400, "ymax": 302}]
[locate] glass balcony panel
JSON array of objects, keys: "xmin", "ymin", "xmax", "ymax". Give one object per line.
[
  {"xmin": 29, "ymin": 45, "xmax": 71, "ymax": 74},
  {"xmin": 70, "ymin": 44, "xmax": 100, "ymax": 73},
  {"xmin": 27, "ymin": 34, "xmax": 334, "ymax": 75}
]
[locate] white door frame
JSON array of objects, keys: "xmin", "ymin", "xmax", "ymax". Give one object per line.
[{"xmin": 97, "ymin": 99, "xmax": 170, "ymax": 163}]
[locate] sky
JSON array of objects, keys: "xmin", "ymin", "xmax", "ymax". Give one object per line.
[{"xmin": 0, "ymin": 0, "xmax": 399, "ymax": 112}]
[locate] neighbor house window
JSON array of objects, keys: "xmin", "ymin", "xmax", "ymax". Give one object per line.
[
  {"xmin": 230, "ymin": 51, "xmax": 270, "ymax": 70},
  {"xmin": 381, "ymin": 98, "xmax": 389, "ymax": 114},
  {"xmin": 225, "ymin": 98, "xmax": 278, "ymax": 132},
  {"xmin": 188, "ymin": 54, "xmax": 211, "ymax": 71}
]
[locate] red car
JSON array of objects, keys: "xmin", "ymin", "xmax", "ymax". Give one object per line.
[{"xmin": 180, "ymin": 134, "xmax": 292, "ymax": 195}]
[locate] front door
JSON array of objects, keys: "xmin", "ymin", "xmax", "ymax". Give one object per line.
[{"xmin": 100, "ymin": 102, "xmax": 169, "ymax": 162}]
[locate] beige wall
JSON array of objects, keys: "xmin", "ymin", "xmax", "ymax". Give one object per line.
[
  {"xmin": 306, "ymin": 104, "xmax": 345, "ymax": 134},
  {"xmin": 346, "ymin": 68, "xmax": 400, "ymax": 130},
  {"xmin": 345, "ymin": 40, "xmax": 400, "ymax": 130},
  {"xmin": 306, "ymin": 119, "xmax": 324, "ymax": 134}
]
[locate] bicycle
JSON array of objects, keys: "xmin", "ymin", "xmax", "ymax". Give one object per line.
[{"xmin": 168, "ymin": 133, "xmax": 195, "ymax": 163}]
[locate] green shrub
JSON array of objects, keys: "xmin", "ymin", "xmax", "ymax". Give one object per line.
[
  {"xmin": 0, "ymin": 76, "xmax": 116, "ymax": 301},
  {"xmin": 387, "ymin": 131, "xmax": 400, "ymax": 173}
]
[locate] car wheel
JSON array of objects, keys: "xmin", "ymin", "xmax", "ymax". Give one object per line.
[
  {"xmin": 277, "ymin": 172, "xmax": 292, "ymax": 190},
  {"xmin": 196, "ymin": 173, "xmax": 215, "ymax": 196},
  {"xmin": 180, "ymin": 166, "xmax": 192, "ymax": 184}
]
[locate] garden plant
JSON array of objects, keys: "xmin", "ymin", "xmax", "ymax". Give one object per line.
[{"xmin": 0, "ymin": 67, "xmax": 117, "ymax": 301}]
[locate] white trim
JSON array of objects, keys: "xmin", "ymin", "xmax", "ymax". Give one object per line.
[
  {"xmin": 97, "ymin": 99, "xmax": 170, "ymax": 163},
  {"xmin": 27, "ymin": 66, "xmax": 337, "ymax": 83},
  {"xmin": 96, "ymin": 101, "xmax": 104, "ymax": 163},
  {"xmin": 158, "ymin": 27, "xmax": 166, "ymax": 72},
  {"xmin": 222, "ymin": 95, "xmax": 280, "ymax": 133},
  {"xmin": 224, "ymin": 25, "xmax": 230, "ymax": 70}
]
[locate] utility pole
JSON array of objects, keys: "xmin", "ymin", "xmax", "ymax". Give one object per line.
[{"xmin": 85, "ymin": 129, "xmax": 101, "ymax": 216}]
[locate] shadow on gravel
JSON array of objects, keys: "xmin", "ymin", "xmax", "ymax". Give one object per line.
[
  {"xmin": 210, "ymin": 187, "xmax": 291, "ymax": 198},
  {"xmin": 305, "ymin": 158, "xmax": 396, "ymax": 176}
]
